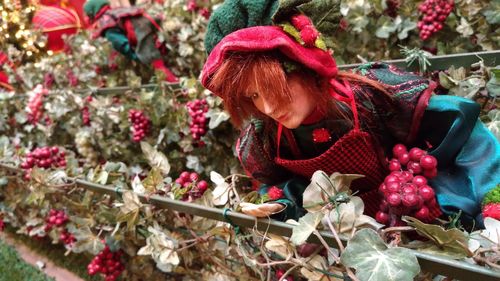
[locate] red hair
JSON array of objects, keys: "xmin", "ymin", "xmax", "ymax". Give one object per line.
[{"xmin": 208, "ymin": 53, "xmax": 391, "ymax": 128}]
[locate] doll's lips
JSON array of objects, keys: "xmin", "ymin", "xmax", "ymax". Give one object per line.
[{"xmin": 275, "ymin": 113, "xmax": 289, "ymax": 123}]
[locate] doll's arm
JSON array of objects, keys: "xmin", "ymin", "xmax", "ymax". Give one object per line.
[
  {"xmin": 417, "ymin": 95, "xmax": 500, "ymax": 226},
  {"xmin": 103, "ymin": 28, "xmax": 139, "ymax": 61}
]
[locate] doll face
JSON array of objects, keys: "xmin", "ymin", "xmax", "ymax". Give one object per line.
[{"xmin": 246, "ymin": 72, "xmax": 318, "ymax": 129}]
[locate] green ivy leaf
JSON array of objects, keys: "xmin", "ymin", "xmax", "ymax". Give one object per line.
[
  {"xmin": 290, "ymin": 211, "xmax": 324, "ymax": 245},
  {"xmin": 206, "ymin": 109, "xmax": 230, "ymax": 129},
  {"xmin": 486, "ymin": 69, "xmax": 500, "ymax": 98},
  {"xmin": 140, "ymin": 142, "xmax": 170, "ymax": 176},
  {"xmin": 117, "ymin": 190, "xmax": 143, "ymax": 231},
  {"xmin": 340, "ymin": 229, "xmax": 420, "ymax": 281},
  {"xmin": 71, "ymin": 226, "xmax": 105, "ymax": 255},
  {"xmin": 142, "ymin": 168, "xmax": 164, "ymax": 193},
  {"xmin": 403, "ymin": 216, "xmax": 472, "ymax": 259},
  {"xmin": 375, "ymin": 16, "xmax": 399, "ymax": 39}
]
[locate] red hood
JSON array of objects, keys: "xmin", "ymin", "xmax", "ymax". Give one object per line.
[{"xmin": 201, "ymin": 26, "xmax": 337, "ymax": 93}]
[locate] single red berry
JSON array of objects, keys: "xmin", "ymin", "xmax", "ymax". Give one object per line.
[
  {"xmin": 387, "ymin": 193, "xmax": 402, "ymax": 206},
  {"xmin": 414, "ymin": 206, "xmax": 430, "ymax": 221},
  {"xmin": 420, "ymin": 155, "xmax": 438, "ymax": 170},
  {"xmin": 376, "ymin": 211, "xmax": 390, "ymax": 225},
  {"xmin": 392, "ymin": 144, "xmax": 407, "ymax": 158},
  {"xmin": 418, "ymin": 185, "xmax": 435, "ymax": 201},
  {"xmin": 412, "ymin": 175, "xmax": 428, "ymax": 187},
  {"xmin": 268, "ymin": 186, "xmax": 284, "ymax": 200}
]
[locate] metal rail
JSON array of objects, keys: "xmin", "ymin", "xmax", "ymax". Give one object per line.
[
  {"xmin": 0, "ymin": 163, "xmax": 498, "ymax": 281},
  {"xmin": 338, "ymin": 50, "xmax": 500, "ymax": 71}
]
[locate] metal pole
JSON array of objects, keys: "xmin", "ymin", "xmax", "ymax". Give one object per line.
[{"xmin": 0, "ymin": 163, "xmax": 498, "ymax": 281}]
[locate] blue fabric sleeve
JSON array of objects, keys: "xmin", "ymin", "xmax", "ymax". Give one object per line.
[
  {"xmin": 421, "ymin": 95, "xmax": 500, "ymax": 227},
  {"xmin": 259, "ymin": 177, "xmax": 309, "ymax": 221},
  {"xmin": 103, "ymin": 28, "xmax": 139, "ymax": 61}
]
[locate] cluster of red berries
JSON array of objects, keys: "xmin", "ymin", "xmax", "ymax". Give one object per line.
[
  {"xmin": 44, "ymin": 209, "xmax": 69, "ymax": 230},
  {"xmin": 174, "ymin": 171, "xmax": 209, "ymax": 200},
  {"xmin": 290, "ymin": 14, "xmax": 319, "ymax": 47},
  {"xmin": 27, "ymin": 84, "xmax": 48, "ymax": 124},
  {"xmin": 82, "ymin": 96, "xmax": 93, "ymax": 126},
  {"xmin": 128, "ymin": 109, "xmax": 151, "ymax": 142},
  {"xmin": 376, "ymin": 144, "xmax": 439, "ymax": 226},
  {"xmin": 59, "ymin": 229, "xmax": 76, "ymax": 246},
  {"xmin": 417, "ymin": 0, "xmax": 454, "ymax": 40},
  {"xmin": 21, "ymin": 146, "xmax": 66, "ymax": 179},
  {"xmin": 384, "ymin": 0, "xmax": 401, "ymax": 18},
  {"xmin": 0, "ymin": 219, "xmax": 5, "ymax": 232},
  {"xmin": 44, "ymin": 209, "xmax": 75, "ymax": 246},
  {"xmin": 87, "ymin": 246, "xmax": 125, "ymax": 281},
  {"xmin": 186, "ymin": 99, "xmax": 209, "ymax": 141},
  {"xmin": 186, "ymin": 0, "xmax": 210, "ymax": 19}
]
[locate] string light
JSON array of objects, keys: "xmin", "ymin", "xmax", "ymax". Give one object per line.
[{"xmin": 0, "ymin": 3, "xmax": 46, "ymax": 61}]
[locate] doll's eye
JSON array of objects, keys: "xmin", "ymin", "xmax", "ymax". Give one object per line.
[{"xmin": 246, "ymin": 92, "xmax": 259, "ymax": 100}]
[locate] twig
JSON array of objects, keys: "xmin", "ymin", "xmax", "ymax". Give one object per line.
[
  {"xmin": 324, "ymin": 214, "xmax": 346, "ymax": 252},
  {"xmin": 279, "ymin": 264, "xmax": 299, "ymax": 281},
  {"xmin": 313, "ymin": 230, "xmax": 339, "ymax": 263}
]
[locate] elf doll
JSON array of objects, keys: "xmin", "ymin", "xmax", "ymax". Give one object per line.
[
  {"xmin": 200, "ymin": 0, "xmax": 500, "ymax": 227},
  {"xmin": 83, "ymin": 0, "xmax": 178, "ymax": 82}
]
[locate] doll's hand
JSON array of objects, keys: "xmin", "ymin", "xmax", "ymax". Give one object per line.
[{"xmin": 239, "ymin": 202, "xmax": 285, "ymax": 217}]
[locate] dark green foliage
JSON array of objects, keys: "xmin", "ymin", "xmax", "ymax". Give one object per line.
[{"xmin": 0, "ymin": 239, "xmax": 54, "ymax": 281}]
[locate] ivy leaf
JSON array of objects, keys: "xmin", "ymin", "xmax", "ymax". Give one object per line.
[
  {"xmin": 140, "ymin": 142, "xmax": 170, "ymax": 176},
  {"xmin": 403, "ymin": 217, "xmax": 472, "ymax": 259},
  {"xmin": 137, "ymin": 225, "xmax": 180, "ymax": 273},
  {"xmin": 141, "ymin": 168, "xmax": 164, "ymax": 193},
  {"xmin": 206, "ymin": 109, "xmax": 230, "ymax": 129},
  {"xmin": 265, "ymin": 234, "xmax": 293, "ymax": 258},
  {"xmin": 303, "ymin": 170, "xmax": 363, "ymax": 212},
  {"xmin": 341, "ymin": 229, "xmax": 420, "ymax": 281},
  {"xmin": 397, "ymin": 18, "xmax": 417, "ymax": 40},
  {"xmin": 375, "ymin": 16, "xmax": 400, "ymax": 39},
  {"xmin": 322, "ymin": 196, "xmax": 383, "ymax": 234},
  {"xmin": 71, "ymin": 226, "xmax": 105, "ymax": 255},
  {"xmin": 486, "ymin": 68, "xmax": 500, "ymax": 98},
  {"xmin": 117, "ymin": 191, "xmax": 143, "ymax": 231},
  {"xmin": 211, "ymin": 171, "xmax": 231, "ymax": 206},
  {"xmin": 300, "ymin": 255, "xmax": 340, "ymax": 281},
  {"xmin": 131, "ymin": 175, "xmax": 145, "ymax": 194},
  {"xmin": 290, "ymin": 212, "xmax": 324, "ymax": 245}
]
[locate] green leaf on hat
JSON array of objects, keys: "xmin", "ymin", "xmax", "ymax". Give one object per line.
[{"xmin": 280, "ymin": 22, "xmax": 304, "ymax": 44}]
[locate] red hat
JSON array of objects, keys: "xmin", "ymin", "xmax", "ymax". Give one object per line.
[{"xmin": 201, "ymin": 25, "xmax": 337, "ymax": 93}]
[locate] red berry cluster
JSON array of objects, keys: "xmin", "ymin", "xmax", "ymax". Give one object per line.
[
  {"xmin": 128, "ymin": 109, "xmax": 151, "ymax": 142},
  {"xmin": 417, "ymin": 0, "xmax": 454, "ymax": 40},
  {"xmin": 44, "ymin": 209, "xmax": 69, "ymax": 231},
  {"xmin": 376, "ymin": 144, "xmax": 439, "ymax": 226},
  {"xmin": 27, "ymin": 85, "xmax": 48, "ymax": 124},
  {"xmin": 59, "ymin": 229, "xmax": 76, "ymax": 246},
  {"xmin": 290, "ymin": 14, "xmax": 319, "ymax": 47},
  {"xmin": 384, "ymin": 0, "xmax": 401, "ymax": 18},
  {"xmin": 186, "ymin": 0, "xmax": 210, "ymax": 19},
  {"xmin": 82, "ymin": 96, "xmax": 93, "ymax": 126},
  {"xmin": 87, "ymin": 246, "xmax": 124, "ymax": 281},
  {"xmin": 0, "ymin": 219, "xmax": 5, "ymax": 232},
  {"xmin": 21, "ymin": 146, "xmax": 66, "ymax": 179},
  {"xmin": 174, "ymin": 171, "xmax": 209, "ymax": 200},
  {"xmin": 186, "ymin": 99, "xmax": 209, "ymax": 141}
]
